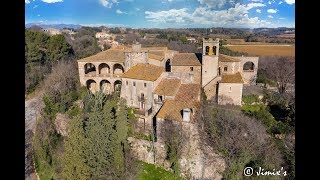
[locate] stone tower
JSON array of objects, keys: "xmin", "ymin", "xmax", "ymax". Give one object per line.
[{"xmin": 201, "ymin": 38, "xmax": 220, "ymax": 87}]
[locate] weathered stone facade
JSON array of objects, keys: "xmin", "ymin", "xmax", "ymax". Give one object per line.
[
  {"xmin": 171, "ymin": 65, "xmax": 201, "ymax": 84},
  {"xmin": 218, "ymin": 83, "xmax": 243, "ymax": 106}
]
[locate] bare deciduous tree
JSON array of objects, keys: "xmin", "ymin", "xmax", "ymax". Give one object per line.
[{"xmin": 259, "ymin": 56, "xmax": 295, "ymax": 94}]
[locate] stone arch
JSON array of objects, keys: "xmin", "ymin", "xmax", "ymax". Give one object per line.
[
  {"xmin": 84, "ymin": 63, "xmax": 96, "ymax": 74},
  {"xmin": 113, "ymin": 63, "xmax": 124, "ymax": 74},
  {"xmin": 100, "ymin": 80, "xmax": 112, "ymax": 94},
  {"xmin": 243, "ymin": 61, "xmax": 255, "ymax": 71},
  {"xmin": 86, "ymin": 79, "xmax": 97, "ymax": 93},
  {"xmin": 165, "ymin": 59, "xmax": 171, "ymax": 72},
  {"xmin": 98, "ymin": 63, "xmax": 110, "ymax": 75},
  {"xmin": 114, "ymin": 80, "xmax": 122, "ymax": 92}
]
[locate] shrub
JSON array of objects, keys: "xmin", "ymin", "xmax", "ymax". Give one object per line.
[{"xmin": 242, "ymin": 94, "xmax": 259, "ymax": 105}]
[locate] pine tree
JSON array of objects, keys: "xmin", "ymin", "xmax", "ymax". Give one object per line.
[
  {"xmin": 112, "ymin": 99, "xmax": 129, "ymax": 176},
  {"xmin": 62, "ymin": 115, "xmax": 90, "ymax": 180}
]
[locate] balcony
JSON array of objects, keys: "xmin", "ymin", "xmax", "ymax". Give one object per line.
[
  {"xmin": 134, "ymin": 109, "xmax": 146, "ymax": 116},
  {"xmin": 138, "ymin": 96, "xmax": 145, "ymax": 102}
]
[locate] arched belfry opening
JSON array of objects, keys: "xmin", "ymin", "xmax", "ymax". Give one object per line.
[{"xmin": 165, "ymin": 59, "xmax": 171, "ymax": 72}]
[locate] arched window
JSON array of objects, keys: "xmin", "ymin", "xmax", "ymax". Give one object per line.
[
  {"xmin": 113, "ymin": 63, "xmax": 124, "ymax": 74},
  {"xmin": 213, "ymin": 46, "xmax": 217, "ymax": 55},
  {"xmin": 98, "ymin": 63, "xmax": 110, "ymax": 75},
  {"xmin": 243, "ymin": 61, "xmax": 255, "ymax": 71},
  {"xmin": 224, "ymin": 66, "xmax": 228, "ymax": 72},
  {"xmin": 114, "ymin": 80, "xmax": 122, "ymax": 92},
  {"xmin": 165, "ymin": 59, "xmax": 171, "ymax": 72},
  {"xmin": 100, "ymin": 80, "xmax": 112, "ymax": 94},
  {"xmin": 86, "ymin": 79, "xmax": 97, "ymax": 93},
  {"xmin": 205, "ymin": 46, "xmax": 209, "ymax": 55},
  {"xmin": 84, "ymin": 63, "xmax": 96, "ymax": 75}
]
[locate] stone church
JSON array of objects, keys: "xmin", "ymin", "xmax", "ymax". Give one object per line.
[{"xmin": 77, "ymin": 38, "xmax": 258, "ymax": 131}]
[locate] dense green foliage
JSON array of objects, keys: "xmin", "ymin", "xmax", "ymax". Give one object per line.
[
  {"xmin": 241, "ymin": 95, "xmax": 292, "ymax": 135},
  {"xmin": 25, "ymin": 30, "xmax": 74, "ymax": 64},
  {"xmin": 25, "ymin": 29, "xmax": 75, "ymax": 94},
  {"xmin": 62, "ymin": 91, "xmax": 130, "ymax": 179}
]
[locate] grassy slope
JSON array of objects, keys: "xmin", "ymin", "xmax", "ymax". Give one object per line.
[{"xmin": 137, "ymin": 162, "xmax": 183, "ymax": 180}]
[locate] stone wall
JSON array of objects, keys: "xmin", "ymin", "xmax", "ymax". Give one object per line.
[
  {"xmin": 171, "ymin": 66, "xmax": 201, "ymax": 84},
  {"xmin": 236, "ymin": 56, "xmax": 259, "ymax": 84},
  {"xmin": 218, "ymin": 61, "xmax": 241, "ymax": 75},
  {"xmin": 124, "ymin": 51, "xmax": 148, "ymax": 71},
  {"xmin": 148, "ymin": 58, "xmax": 163, "ymax": 67},
  {"xmin": 203, "ymin": 76, "xmax": 221, "ymax": 101},
  {"xmin": 202, "ymin": 56, "xmax": 219, "ymax": 87},
  {"xmin": 120, "ymin": 78, "xmax": 154, "ymax": 110},
  {"xmin": 218, "ymin": 83, "xmax": 243, "ymax": 106}
]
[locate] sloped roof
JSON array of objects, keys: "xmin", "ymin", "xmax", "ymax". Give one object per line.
[
  {"xmin": 220, "ymin": 72, "xmax": 244, "ymax": 83},
  {"xmin": 154, "ymin": 79, "xmax": 181, "ymax": 96},
  {"xmin": 219, "ymin": 54, "xmax": 241, "ymax": 62},
  {"xmin": 174, "ymin": 84, "xmax": 200, "ymax": 101},
  {"xmin": 157, "ymin": 100, "xmax": 200, "ymax": 121},
  {"xmin": 148, "ymin": 53, "xmax": 164, "ymax": 61},
  {"xmin": 121, "ymin": 63, "xmax": 164, "ymax": 81},
  {"xmin": 156, "ymin": 83, "xmax": 201, "ymax": 121},
  {"xmin": 78, "ymin": 49, "xmax": 125, "ymax": 62},
  {"xmin": 171, "ymin": 53, "xmax": 201, "ymax": 66}
]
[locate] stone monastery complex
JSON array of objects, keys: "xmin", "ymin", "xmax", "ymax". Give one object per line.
[{"xmin": 78, "ymin": 38, "xmax": 258, "ymax": 127}]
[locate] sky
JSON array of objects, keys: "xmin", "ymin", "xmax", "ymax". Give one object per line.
[{"xmin": 25, "ymin": 0, "xmax": 295, "ymax": 28}]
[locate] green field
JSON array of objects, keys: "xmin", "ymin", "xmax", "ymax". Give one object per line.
[{"xmin": 137, "ymin": 162, "xmax": 183, "ymax": 180}]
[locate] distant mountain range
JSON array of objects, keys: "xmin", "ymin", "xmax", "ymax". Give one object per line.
[{"xmin": 25, "ymin": 23, "xmax": 82, "ymax": 30}]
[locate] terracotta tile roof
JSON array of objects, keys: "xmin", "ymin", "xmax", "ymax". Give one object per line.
[
  {"xmin": 157, "ymin": 100, "xmax": 200, "ymax": 121},
  {"xmin": 78, "ymin": 49, "xmax": 125, "ymax": 62},
  {"xmin": 148, "ymin": 53, "xmax": 164, "ymax": 61},
  {"xmin": 142, "ymin": 47, "xmax": 168, "ymax": 51},
  {"xmin": 171, "ymin": 53, "xmax": 201, "ymax": 66},
  {"xmin": 156, "ymin": 83, "xmax": 200, "ymax": 121},
  {"xmin": 121, "ymin": 63, "xmax": 164, "ymax": 81},
  {"xmin": 220, "ymin": 72, "xmax": 244, "ymax": 83},
  {"xmin": 219, "ymin": 54, "xmax": 241, "ymax": 62},
  {"xmin": 154, "ymin": 79, "xmax": 181, "ymax": 96},
  {"xmin": 174, "ymin": 84, "xmax": 200, "ymax": 101}
]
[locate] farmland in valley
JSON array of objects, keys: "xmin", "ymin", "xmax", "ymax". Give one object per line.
[{"xmin": 225, "ymin": 45, "xmax": 295, "ymax": 57}]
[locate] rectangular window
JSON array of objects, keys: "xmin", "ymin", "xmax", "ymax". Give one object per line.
[
  {"xmin": 190, "ymin": 67, "xmax": 193, "ymax": 71},
  {"xmin": 133, "ymin": 82, "xmax": 136, "ymax": 86},
  {"xmin": 126, "ymin": 81, "xmax": 128, "ymax": 85},
  {"xmin": 144, "ymin": 83, "xmax": 147, "ymax": 87},
  {"xmin": 229, "ymin": 87, "xmax": 232, "ymax": 92}
]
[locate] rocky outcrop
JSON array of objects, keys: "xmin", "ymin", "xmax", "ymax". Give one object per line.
[
  {"xmin": 178, "ymin": 123, "xmax": 226, "ymax": 180},
  {"xmin": 54, "ymin": 113, "xmax": 71, "ymax": 136}
]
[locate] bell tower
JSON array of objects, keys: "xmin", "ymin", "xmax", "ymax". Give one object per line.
[{"xmin": 201, "ymin": 38, "xmax": 220, "ymax": 87}]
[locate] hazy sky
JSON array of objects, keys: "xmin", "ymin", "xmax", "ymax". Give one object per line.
[{"xmin": 25, "ymin": 0, "xmax": 295, "ymax": 28}]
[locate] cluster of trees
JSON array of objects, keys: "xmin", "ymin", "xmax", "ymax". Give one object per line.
[
  {"xmin": 32, "ymin": 60, "xmax": 82, "ymax": 179},
  {"xmin": 63, "ymin": 92, "xmax": 133, "ymax": 179},
  {"xmin": 200, "ymin": 107, "xmax": 283, "ymax": 179},
  {"xmin": 25, "ymin": 26, "xmax": 103, "ymax": 94},
  {"xmin": 63, "ymin": 27, "xmax": 101, "ymax": 59},
  {"xmin": 25, "ymin": 29, "xmax": 74, "ymax": 94}
]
